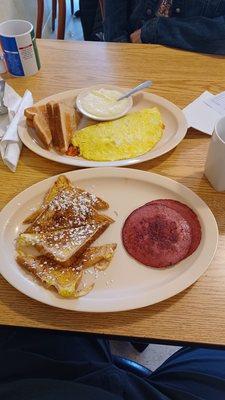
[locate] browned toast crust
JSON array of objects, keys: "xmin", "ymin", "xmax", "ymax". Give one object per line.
[
  {"xmin": 74, "ymin": 108, "xmax": 82, "ymax": 128},
  {"xmin": 53, "ymin": 102, "xmax": 71, "ymax": 153},
  {"xmin": 25, "ymin": 105, "xmax": 47, "ymax": 120},
  {"xmin": 26, "ymin": 118, "xmax": 35, "ymax": 129},
  {"xmin": 46, "ymin": 101, "xmax": 56, "ymax": 143},
  {"xmin": 23, "ymin": 176, "xmax": 109, "ymax": 225},
  {"xmin": 16, "ymin": 242, "xmax": 117, "ymax": 297},
  {"xmin": 41, "ymin": 221, "xmax": 111, "ymax": 266},
  {"xmin": 33, "ymin": 114, "xmax": 52, "ymax": 149},
  {"xmin": 25, "ymin": 100, "xmax": 81, "ymax": 155},
  {"xmin": 23, "ymin": 179, "xmax": 114, "ymax": 238},
  {"xmin": 16, "ymin": 176, "xmax": 116, "ymax": 298}
]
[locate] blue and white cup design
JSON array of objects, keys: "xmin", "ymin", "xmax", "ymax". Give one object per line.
[{"xmin": 0, "ymin": 20, "xmax": 41, "ymax": 77}]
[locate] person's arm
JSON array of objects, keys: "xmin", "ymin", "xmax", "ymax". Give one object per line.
[
  {"xmin": 104, "ymin": 0, "xmax": 129, "ymax": 42},
  {"xmin": 140, "ymin": 15, "xmax": 225, "ymax": 54}
]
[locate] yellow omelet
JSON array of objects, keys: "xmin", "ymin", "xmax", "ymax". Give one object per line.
[{"xmin": 71, "ymin": 107, "xmax": 164, "ymax": 161}]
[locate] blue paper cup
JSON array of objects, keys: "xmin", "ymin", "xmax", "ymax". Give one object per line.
[{"xmin": 0, "ymin": 19, "xmax": 41, "ymax": 77}]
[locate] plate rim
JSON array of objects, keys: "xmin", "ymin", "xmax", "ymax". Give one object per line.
[
  {"xmin": 18, "ymin": 87, "xmax": 188, "ymax": 168},
  {"xmin": 0, "ymin": 168, "xmax": 218, "ymax": 312}
]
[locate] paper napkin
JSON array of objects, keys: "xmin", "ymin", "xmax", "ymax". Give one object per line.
[
  {"xmin": 204, "ymin": 91, "xmax": 225, "ymax": 116},
  {"xmin": 0, "ymin": 82, "xmax": 33, "ymax": 172},
  {"xmin": 183, "ymin": 91, "xmax": 221, "ymax": 135}
]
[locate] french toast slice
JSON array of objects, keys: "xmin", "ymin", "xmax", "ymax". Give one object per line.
[
  {"xmin": 23, "ymin": 175, "xmax": 72, "ymax": 224},
  {"xmin": 24, "ymin": 193, "xmax": 113, "ymax": 234},
  {"xmin": 23, "ymin": 176, "xmax": 109, "ymax": 225},
  {"xmin": 17, "ymin": 254, "xmax": 85, "ymax": 298},
  {"xmin": 16, "ymin": 173, "xmax": 116, "ymax": 299},
  {"xmin": 18, "ymin": 220, "xmax": 112, "ymax": 266},
  {"xmin": 24, "ymin": 177, "xmax": 111, "ymax": 233},
  {"xmin": 81, "ymin": 243, "xmax": 117, "ymax": 270},
  {"xmin": 17, "ymin": 243, "xmax": 117, "ymax": 297}
]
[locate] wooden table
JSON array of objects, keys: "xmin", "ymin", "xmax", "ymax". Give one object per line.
[{"xmin": 1, "ymin": 40, "xmax": 225, "ymax": 347}]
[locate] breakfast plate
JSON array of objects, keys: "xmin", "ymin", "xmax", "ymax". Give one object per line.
[
  {"xmin": 0, "ymin": 168, "xmax": 218, "ymax": 312},
  {"xmin": 18, "ymin": 86, "xmax": 188, "ymax": 167}
]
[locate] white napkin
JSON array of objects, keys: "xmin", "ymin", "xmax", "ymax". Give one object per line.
[
  {"xmin": 0, "ymin": 82, "xmax": 33, "ymax": 172},
  {"xmin": 183, "ymin": 91, "xmax": 221, "ymax": 135},
  {"xmin": 204, "ymin": 91, "xmax": 225, "ymax": 116}
]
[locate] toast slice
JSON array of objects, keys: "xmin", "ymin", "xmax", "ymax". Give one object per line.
[
  {"xmin": 17, "ymin": 254, "xmax": 84, "ymax": 298},
  {"xmin": 81, "ymin": 243, "xmax": 117, "ymax": 270},
  {"xmin": 23, "ymin": 177, "xmax": 111, "ymax": 233},
  {"xmin": 46, "ymin": 101, "xmax": 55, "ymax": 139},
  {"xmin": 52, "ymin": 102, "xmax": 78, "ymax": 153},
  {"xmin": 25, "ymin": 104, "xmax": 52, "ymax": 149},
  {"xmin": 60, "ymin": 97, "xmax": 82, "ymax": 128},
  {"xmin": 33, "ymin": 112, "xmax": 52, "ymax": 149},
  {"xmin": 16, "ymin": 243, "xmax": 117, "ymax": 297},
  {"xmin": 23, "ymin": 175, "xmax": 109, "ymax": 225},
  {"xmin": 26, "ymin": 118, "xmax": 35, "ymax": 129},
  {"xmin": 24, "ymin": 191, "xmax": 113, "ymax": 234},
  {"xmin": 18, "ymin": 220, "xmax": 112, "ymax": 266},
  {"xmin": 25, "ymin": 100, "xmax": 81, "ymax": 154},
  {"xmin": 24, "ymin": 105, "xmax": 47, "ymax": 120},
  {"xmin": 23, "ymin": 175, "xmax": 73, "ymax": 224}
]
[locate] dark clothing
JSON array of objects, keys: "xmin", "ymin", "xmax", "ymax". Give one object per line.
[
  {"xmin": 1, "ymin": 326, "xmax": 225, "ymax": 399},
  {"xmin": 80, "ymin": 0, "xmax": 103, "ymax": 40},
  {"xmin": 104, "ymin": 0, "xmax": 225, "ymax": 54}
]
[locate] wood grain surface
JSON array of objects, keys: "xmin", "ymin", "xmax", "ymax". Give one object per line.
[{"xmin": 0, "ymin": 40, "xmax": 225, "ymax": 346}]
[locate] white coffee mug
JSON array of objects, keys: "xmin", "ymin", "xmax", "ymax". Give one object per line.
[
  {"xmin": 0, "ymin": 19, "xmax": 41, "ymax": 77},
  {"xmin": 205, "ymin": 116, "xmax": 225, "ymax": 191}
]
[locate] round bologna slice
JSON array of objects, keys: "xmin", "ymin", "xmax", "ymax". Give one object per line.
[
  {"xmin": 148, "ymin": 199, "xmax": 201, "ymax": 256},
  {"xmin": 122, "ymin": 203, "xmax": 192, "ymax": 268}
]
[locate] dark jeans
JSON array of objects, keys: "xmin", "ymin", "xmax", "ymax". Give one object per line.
[{"xmin": 1, "ymin": 326, "xmax": 225, "ymax": 399}]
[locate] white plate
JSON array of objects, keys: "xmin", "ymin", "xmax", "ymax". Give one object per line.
[
  {"xmin": 18, "ymin": 87, "xmax": 188, "ymax": 168},
  {"xmin": 0, "ymin": 168, "xmax": 218, "ymax": 312}
]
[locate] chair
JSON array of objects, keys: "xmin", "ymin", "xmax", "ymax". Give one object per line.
[
  {"xmin": 113, "ymin": 355, "xmax": 152, "ymax": 378},
  {"xmin": 36, "ymin": 0, "xmax": 75, "ymax": 40}
]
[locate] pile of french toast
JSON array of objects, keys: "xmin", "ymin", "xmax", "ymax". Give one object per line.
[
  {"xmin": 25, "ymin": 99, "xmax": 81, "ymax": 154},
  {"xmin": 16, "ymin": 175, "xmax": 117, "ymax": 298}
]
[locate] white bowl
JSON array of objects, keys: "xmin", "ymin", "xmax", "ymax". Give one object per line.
[{"xmin": 76, "ymin": 84, "xmax": 133, "ymax": 121}]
